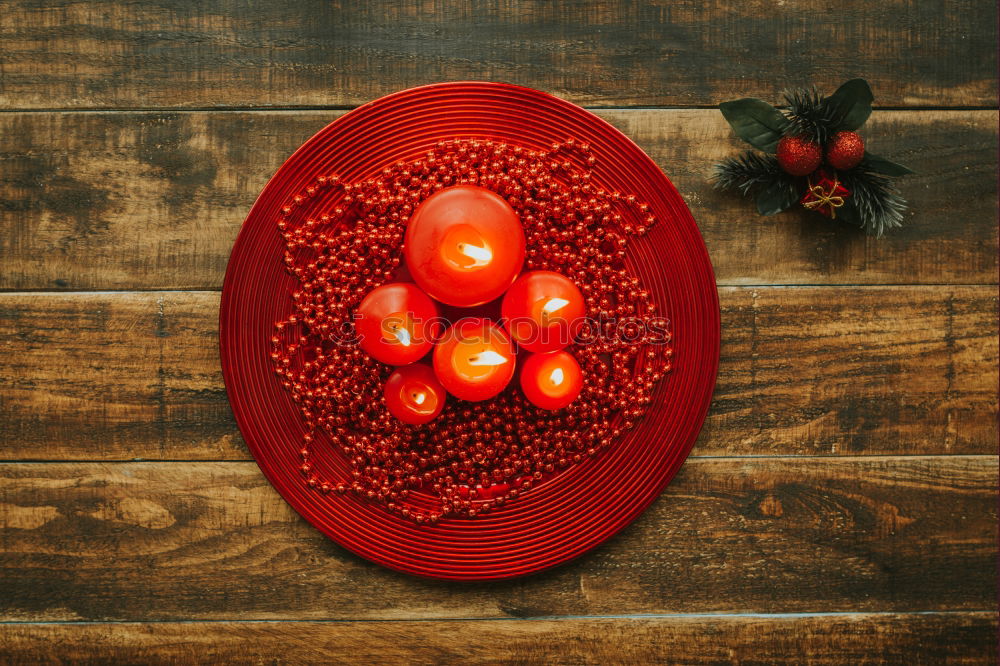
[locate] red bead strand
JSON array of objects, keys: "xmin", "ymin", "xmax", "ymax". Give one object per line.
[{"xmin": 271, "ymin": 138, "xmax": 673, "ymax": 523}]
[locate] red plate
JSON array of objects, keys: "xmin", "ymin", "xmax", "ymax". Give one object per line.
[{"xmin": 220, "ymin": 82, "xmax": 719, "ymax": 580}]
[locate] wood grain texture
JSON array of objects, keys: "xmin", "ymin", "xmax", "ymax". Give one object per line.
[
  {"xmin": 2, "ymin": 287, "xmax": 994, "ymax": 461},
  {"xmin": 1, "ymin": 2, "xmax": 995, "ymax": 659},
  {"xmin": 0, "ymin": 614, "xmax": 995, "ymax": 665},
  {"xmin": 0, "ymin": 458, "xmax": 995, "ymax": 621},
  {"xmin": 0, "ymin": 292, "xmax": 236, "ymax": 460},
  {"xmin": 0, "ymin": 110, "xmax": 995, "ymax": 290},
  {"xmin": 0, "ymin": 0, "xmax": 996, "ymax": 109}
]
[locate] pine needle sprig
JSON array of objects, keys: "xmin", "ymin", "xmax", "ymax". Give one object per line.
[
  {"xmin": 840, "ymin": 166, "xmax": 907, "ymax": 237},
  {"xmin": 781, "ymin": 87, "xmax": 839, "ymax": 143},
  {"xmin": 715, "ymin": 79, "xmax": 912, "ymax": 235},
  {"xmin": 713, "ymin": 151, "xmax": 793, "ymax": 195}
]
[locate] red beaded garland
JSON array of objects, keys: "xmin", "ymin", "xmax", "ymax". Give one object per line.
[{"xmin": 270, "ymin": 138, "xmax": 673, "ymax": 523}]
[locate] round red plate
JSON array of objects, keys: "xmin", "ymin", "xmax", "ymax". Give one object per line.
[{"xmin": 220, "ymin": 82, "xmax": 720, "ymax": 580}]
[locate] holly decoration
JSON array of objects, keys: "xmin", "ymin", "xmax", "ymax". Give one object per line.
[{"xmin": 713, "ymin": 79, "xmax": 914, "ymax": 236}]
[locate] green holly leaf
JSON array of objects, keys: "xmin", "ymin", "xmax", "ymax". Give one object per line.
[
  {"xmin": 756, "ymin": 181, "xmax": 799, "ymax": 216},
  {"xmin": 719, "ymin": 98, "xmax": 789, "ymax": 153},
  {"xmin": 863, "ymin": 152, "xmax": 915, "ymax": 176},
  {"xmin": 827, "ymin": 78, "xmax": 874, "ymax": 131}
]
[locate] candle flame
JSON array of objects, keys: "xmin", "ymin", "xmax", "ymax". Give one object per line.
[
  {"xmin": 411, "ymin": 391, "xmax": 426, "ymax": 405},
  {"xmin": 542, "ymin": 297, "xmax": 570, "ymax": 316},
  {"xmin": 549, "ymin": 367, "xmax": 565, "ymax": 386},
  {"xmin": 392, "ymin": 325, "xmax": 412, "ymax": 347},
  {"xmin": 468, "ymin": 350, "xmax": 509, "ymax": 367},
  {"xmin": 457, "ymin": 242, "xmax": 492, "ymax": 266}
]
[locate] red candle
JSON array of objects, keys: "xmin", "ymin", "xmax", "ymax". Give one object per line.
[
  {"xmin": 519, "ymin": 350, "xmax": 583, "ymax": 410},
  {"xmin": 501, "ymin": 270, "xmax": 586, "ymax": 353},
  {"xmin": 383, "ymin": 363, "xmax": 447, "ymax": 425},
  {"xmin": 433, "ymin": 318, "xmax": 516, "ymax": 402},
  {"xmin": 356, "ymin": 282, "xmax": 440, "ymax": 365},
  {"xmin": 404, "ymin": 185, "xmax": 525, "ymax": 307}
]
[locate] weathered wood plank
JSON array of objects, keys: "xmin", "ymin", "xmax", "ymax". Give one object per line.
[
  {"xmin": 1, "ymin": 288, "xmax": 994, "ymax": 461},
  {"xmin": 0, "ymin": 614, "xmax": 995, "ymax": 665},
  {"xmin": 0, "ymin": 458, "xmax": 994, "ymax": 620},
  {"xmin": 0, "ymin": 292, "xmax": 237, "ymax": 460},
  {"xmin": 0, "ymin": 0, "xmax": 995, "ymax": 109},
  {"xmin": 0, "ymin": 110, "xmax": 995, "ymax": 290},
  {"xmin": 706, "ymin": 286, "xmax": 999, "ymax": 456}
]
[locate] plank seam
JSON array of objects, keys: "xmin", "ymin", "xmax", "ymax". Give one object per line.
[
  {"xmin": 0, "ymin": 106, "xmax": 995, "ymax": 114},
  {"xmin": 0, "ymin": 455, "xmax": 996, "ymax": 464},
  {"xmin": 0, "ymin": 611, "xmax": 995, "ymax": 625},
  {"xmin": 0, "ymin": 284, "xmax": 997, "ymax": 296}
]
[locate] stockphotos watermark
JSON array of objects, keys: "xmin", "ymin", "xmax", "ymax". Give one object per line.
[{"xmin": 322, "ymin": 313, "xmax": 671, "ymax": 348}]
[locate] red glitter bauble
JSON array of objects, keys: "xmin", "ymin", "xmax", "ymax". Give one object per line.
[
  {"xmin": 776, "ymin": 135, "xmax": 822, "ymax": 176},
  {"xmin": 825, "ymin": 131, "xmax": 865, "ymax": 171}
]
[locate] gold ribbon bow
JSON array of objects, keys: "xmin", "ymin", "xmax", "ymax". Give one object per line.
[{"xmin": 801, "ymin": 176, "xmax": 846, "ymax": 219}]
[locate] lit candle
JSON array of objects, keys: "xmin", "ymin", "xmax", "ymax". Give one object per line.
[
  {"xmin": 432, "ymin": 318, "xmax": 516, "ymax": 401},
  {"xmin": 404, "ymin": 185, "xmax": 525, "ymax": 307},
  {"xmin": 501, "ymin": 270, "xmax": 586, "ymax": 353},
  {"xmin": 519, "ymin": 350, "xmax": 583, "ymax": 410},
  {"xmin": 355, "ymin": 282, "xmax": 440, "ymax": 365},
  {"xmin": 383, "ymin": 363, "xmax": 447, "ymax": 425}
]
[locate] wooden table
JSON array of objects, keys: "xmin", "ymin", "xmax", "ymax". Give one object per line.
[{"xmin": 0, "ymin": 2, "xmax": 996, "ymax": 663}]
